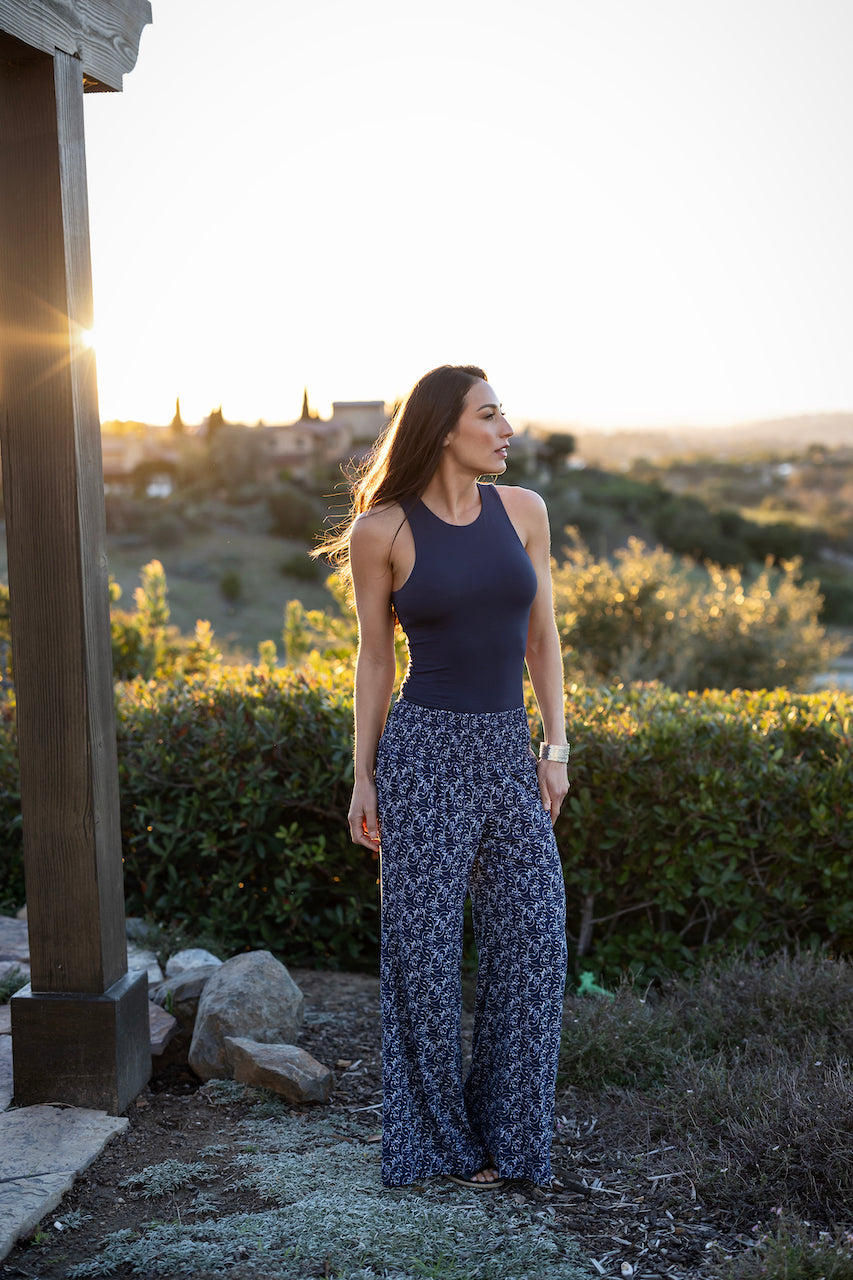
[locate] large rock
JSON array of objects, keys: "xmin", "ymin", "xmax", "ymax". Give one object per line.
[
  {"xmin": 224, "ymin": 1037, "xmax": 333, "ymax": 1104},
  {"xmin": 188, "ymin": 951, "xmax": 304, "ymax": 1081},
  {"xmin": 166, "ymin": 949, "xmax": 222, "ymax": 977}
]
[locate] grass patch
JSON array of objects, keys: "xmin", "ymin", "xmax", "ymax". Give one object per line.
[
  {"xmin": 560, "ymin": 951, "xmax": 853, "ymax": 1227},
  {"xmin": 710, "ymin": 1219, "xmax": 853, "ymax": 1279}
]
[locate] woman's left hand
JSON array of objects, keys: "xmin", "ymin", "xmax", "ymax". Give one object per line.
[{"xmin": 537, "ymin": 759, "xmax": 569, "ymax": 826}]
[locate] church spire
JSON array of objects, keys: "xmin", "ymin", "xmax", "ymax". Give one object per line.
[{"xmin": 300, "ymin": 387, "xmax": 311, "ymax": 421}]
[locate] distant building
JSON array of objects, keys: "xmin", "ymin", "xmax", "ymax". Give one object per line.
[
  {"xmin": 330, "ymin": 400, "xmax": 388, "ymax": 443},
  {"xmin": 101, "ymin": 391, "xmax": 389, "ymax": 491},
  {"xmin": 100, "ymin": 421, "xmax": 203, "ymax": 495},
  {"xmin": 259, "ymin": 392, "xmax": 387, "ymax": 477},
  {"xmin": 100, "ymin": 431, "xmax": 146, "ymax": 487}
]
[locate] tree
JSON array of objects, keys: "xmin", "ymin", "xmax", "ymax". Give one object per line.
[
  {"xmin": 170, "ymin": 396, "xmax": 185, "ymax": 435},
  {"xmin": 207, "ymin": 405, "xmax": 225, "ymax": 440}
]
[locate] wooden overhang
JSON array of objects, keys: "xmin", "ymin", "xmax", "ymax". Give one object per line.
[{"xmin": 0, "ymin": 0, "xmax": 151, "ymax": 91}]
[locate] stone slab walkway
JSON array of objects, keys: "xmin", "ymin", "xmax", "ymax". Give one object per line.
[
  {"xmin": 0, "ymin": 913, "xmax": 174, "ymax": 1260},
  {"xmin": 0, "ymin": 1106, "xmax": 128, "ymax": 1259},
  {"xmin": 0, "ymin": 1031, "xmax": 12, "ymax": 1111}
]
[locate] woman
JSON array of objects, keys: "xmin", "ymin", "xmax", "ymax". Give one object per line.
[{"xmin": 324, "ymin": 364, "xmax": 569, "ymax": 1189}]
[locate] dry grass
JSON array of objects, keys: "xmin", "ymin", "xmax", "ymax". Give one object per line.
[{"xmin": 559, "ymin": 950, "xmax": 853, "ymax": 1266}]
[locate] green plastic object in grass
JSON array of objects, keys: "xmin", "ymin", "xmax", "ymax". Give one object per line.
[{"xmin": 577, "ymin": 971, "xmax": 614, "ymax": 1000}]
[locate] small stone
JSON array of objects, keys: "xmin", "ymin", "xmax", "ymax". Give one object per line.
[
  {"xmin": 225, "ymin": 1036, "xmax": 333, "ymax": 1104},
  {"xmin": 166, "ymin": 949, "xmax": 222, "ymax": 977},
  {"xmin": 148, "ymin": 1001, "xmax": 178, "ymax": 1055},
  {"xmin": 125, "ymin": 945, "xmax": 163, "ymax": 986},
  {"xmin": 188, "ymin": 951, "xmax": 304, "ymax": 1081},
  {"xmin": 124, "ymin": 917, "xmax": 152, "ymax": 942},
  {"xmin": 0, "ymin": 915, "xmax": 29, "ymax": 964},
  {"xmin": 149, "ymin": 966, "xmax": 221, "ymax": 1031},
  {"xmin": 14, "ymin": 905, "xmax": 27, "ymax": 922}
]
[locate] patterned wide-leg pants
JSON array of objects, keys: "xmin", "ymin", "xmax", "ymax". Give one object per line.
[{"xmin": 375, "ymin": 698, "xmax": 568, "ymax": 1188}]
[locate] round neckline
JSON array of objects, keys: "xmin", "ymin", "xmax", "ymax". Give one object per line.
[{"xmin": 417, "ymin": 484, "xmax": 486, "ymax": 529}]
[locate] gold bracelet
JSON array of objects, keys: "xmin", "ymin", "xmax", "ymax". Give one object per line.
[{"xmin": 539, "ymin": 742, "xmax": 570, "ymax": 763}]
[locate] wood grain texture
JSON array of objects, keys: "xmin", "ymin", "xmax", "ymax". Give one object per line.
[
  {"xmin": 0, "ymin": 48, "xmax": 127, "ymax": 994},
  {"xmin": 11, "ymin": 970, "xmax": 151, "ymax": 1112},
  {"xmin": 0, "ymin": 0, "xmax": 152, "ymax": 92}
]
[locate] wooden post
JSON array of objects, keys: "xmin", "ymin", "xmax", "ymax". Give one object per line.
[{"xmin": 0, "ymin": 0, "xmax": 152, "ymax": 1113}]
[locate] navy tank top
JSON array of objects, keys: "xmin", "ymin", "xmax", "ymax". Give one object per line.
[{"xmin": 391, "ymin": 483, "xmax": 538, "ymax": 713}]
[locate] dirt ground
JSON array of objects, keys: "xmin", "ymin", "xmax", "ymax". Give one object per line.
[{"xmin": 1, "ymin": 970, "xmax": 738, "ymax": 1280}]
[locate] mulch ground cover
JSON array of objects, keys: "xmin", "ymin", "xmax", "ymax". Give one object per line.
[{"xmin": 1, "ymin": 970, "xmax": 746, "ymax": 1280}]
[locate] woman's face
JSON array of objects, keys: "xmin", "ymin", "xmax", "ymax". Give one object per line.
[{"xmin": 444, "ymin": 379, "xmax": 513, "ymax": 474}]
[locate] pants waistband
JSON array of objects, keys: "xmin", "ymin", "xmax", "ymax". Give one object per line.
[{"xmin": 384, "ymin": 697, "xmax": 532, "ymax": 757}]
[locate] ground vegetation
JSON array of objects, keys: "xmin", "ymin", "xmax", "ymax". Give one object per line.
[{"xmin": 3, "ymin": 953, "xmax": 853, "ymax": 1278}]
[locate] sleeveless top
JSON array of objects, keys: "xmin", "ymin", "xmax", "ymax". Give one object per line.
[{"xmin": 391, "ymin": 483, "xmax": 538, "ymax": 713}]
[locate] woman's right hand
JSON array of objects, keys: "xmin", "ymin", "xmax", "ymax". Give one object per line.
[{"xmin": 348, "ymin": 779, "xmax": 381, "ymax": 852}]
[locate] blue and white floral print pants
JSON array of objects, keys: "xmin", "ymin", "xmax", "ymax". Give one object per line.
[{"xmin": 375, "ymin": 698, "xmax": 568, "ymax": 1187}]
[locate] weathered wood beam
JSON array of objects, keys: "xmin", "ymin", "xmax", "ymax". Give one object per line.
[
  {"xmin": 0, "ymin": 44, "xmax": 149, "ymax": 1112},
  {"xmin": 0, "ymin": 0, "xmax": 151, "ymax": 92}
]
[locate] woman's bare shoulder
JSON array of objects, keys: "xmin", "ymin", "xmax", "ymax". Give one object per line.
[
  {"xmin": 492, "ymin": 484, "xmax": 548, "ymax": 521},
  {"xmin": 350, "ymin": 502, "xmax": 407, "ymax": 554}
]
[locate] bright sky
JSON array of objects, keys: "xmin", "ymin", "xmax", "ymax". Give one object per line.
[{"xmin": 82, "ymin": 0, "xmax": 853, "ymax": 430}]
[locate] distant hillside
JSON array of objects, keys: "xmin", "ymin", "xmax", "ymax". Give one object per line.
[{"xmin": 574, "ymin": 413, "xmax": 853, "ymax": 466}]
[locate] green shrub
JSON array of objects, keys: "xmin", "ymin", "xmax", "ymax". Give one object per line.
[
  {"xmin": 1, "ymin": 669, "xmax": 852, "ymax": 976},
  {"xmin": 0, "ymin": 696, "xmax": 22, "ymax": 913},
  {"xmin": 554, "ymin": 682, "xmax": 853, "ymax": 977},
  {"xmin": 267, "ymin": 485, "xmax": 324, "ymax": 540},
  {"xmin": 219, "ymin": 569, "xmax": 242, "ymax": 603},
  {"xmin": 110, "ymin": 561, "xmax": 222, "ymax": 681},
  {"xmin": 1, "ymin": 551, "xmax": 851, "ymax": 973},
  {"xmin": 552, "ymin": 533, "xmax": 845, "ymax": 690},
  {"xmin": 280, "ymin": 551, "xmax": 324, "ymax": 582},
  {"xmin": 114, "ymin": 665, "xmax": 378, "ymax": 967},
  {"xmin": 0, "ymin": 962, "xmax": 27, "ymax": 1002}
]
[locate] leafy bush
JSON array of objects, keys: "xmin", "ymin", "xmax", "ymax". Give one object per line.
[
  {"xmin": 218, "ymin": 569, "xmax": 242, "ymax": 603},
  {"xmin": 554, "ymin": 682, "xmax": 853, "ymax": 977},
  {"xmin": 0, "ymin": 962, "xmax": 27, "ymax": 1002},
  {"xmin": 110, "ymin": 561, "xmax": 222, "ymax": 681},
  {"xmin": 0, "ymin": 695, "xmax": 22, "ymax": 913},
  {"xmin": 552, "ymin": 533, "xmax": 845, "ymax": 690},
  {"xmin": 1, "ymin": 662, "xmax": 852, "ymax": 975},
  {"xmin": 280, "ymin": 551, "xmax": 324, "ymax": 583},
  {"xmin": 114, "ymin": 665, "xmax": 378, "ymax": 967},
  {"xmin": 267, "ymin": 484, "xmax": 325, "ymax": 540},
  {"xmin": 1, "ymin": 554, "xmax": 850, "ymax": 973}
]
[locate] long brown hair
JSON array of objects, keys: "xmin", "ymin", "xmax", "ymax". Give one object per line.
[{"xmin": 314, "ymin": 364, "xmax": 486, "ymax": 581}]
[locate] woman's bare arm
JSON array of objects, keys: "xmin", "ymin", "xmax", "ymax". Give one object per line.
[
  {"xmin": 348, "ymin": 511, "xmax": 398, "ymax": 850},
  {"xmin": 505, "ymin": 488, "xmax": 569, "ymax": 825}
]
